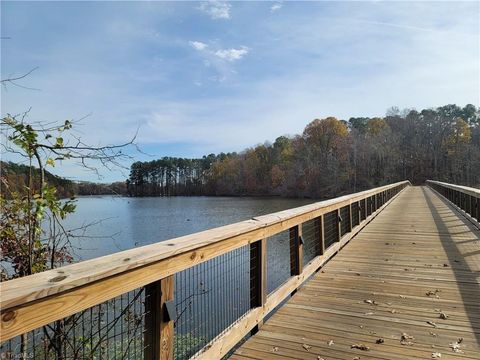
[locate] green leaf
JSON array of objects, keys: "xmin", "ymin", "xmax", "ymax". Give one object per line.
[{"xmin": 46, "ymin": 158, "xmax": 55, "ymax": 167}]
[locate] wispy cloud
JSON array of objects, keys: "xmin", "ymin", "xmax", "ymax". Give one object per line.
[
  {"xmin": 188, "ymin": 40, "xmax": 250, "ymax": 80},
  {"xmin": 199, "ymin": 1, "xmax": 231, "ymax": 20},
  {"xmin": 214, "ymin": 46, "xmax": 249, "ymax": 61},
  {"xmin": 189, "ymin": 40, "xmax": 208, "ymax": 51},
  {"xmin": 270, "ymin": 3, "xmax": 282, "ymax": 13}
]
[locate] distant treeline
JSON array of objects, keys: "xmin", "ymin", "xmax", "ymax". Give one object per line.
[
  {"xmin": 127, "ymin": 104, "xmax": 480, "ymax": 199},
  {"xmin": 75, "ymin": 181, "xmax": 127, "ymax": 196},
  {"xmin": 1, "ymin": 161, "xmax": 76, "ymax": 198},
  {"xmin": 1, "ymin": 162, "xmax": 128, "ymax": 198}
]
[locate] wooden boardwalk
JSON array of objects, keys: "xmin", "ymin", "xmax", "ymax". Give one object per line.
[{"xmin": 231, "ymin": 186, "xmax": 480, "ymax": 360}]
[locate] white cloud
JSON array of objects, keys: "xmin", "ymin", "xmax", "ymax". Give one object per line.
[
  {"xmin": 271, "ymin": 3, "xmax": 282, "ymax": 12},
  {"xmin": 189, "ymin": 40, "xmax": 208, "ymax": 51},
  {"xmin": 199, "ymin": 1, "xmax": 231, "ymax": 20},
  {"xmin": 214, "ymin": 46, "xmax": 249, "ymax": 61}
]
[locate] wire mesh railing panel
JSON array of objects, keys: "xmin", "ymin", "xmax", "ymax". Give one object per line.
[
  {"xmin": 174, "ymin": 245, "xmax": 250, "ymax": 360},
  {"xmin": 351, "ymin": 202, "xmax": 360, "ymax": 228},
  {"xmin": 302, "ymin": 218, "xmax": 321, "ymax": 264},
  {"xmin": 376, "ymin": 193, "xmax": 382, "ymax": 208},
  {"xmin": 0, "ymin": 288, "xmax": 146, "ymax": 360},
  {"xmin": 360, "ymin": 199, "xmax": 367, "ymax": 221},
  {"xmin": 366, "ymin": 196, "xmax": 373, "ymax": 216},
  {"xmin": 340, "ymin": 206, "xmax": 350, "ymax": 236},
  {"xmin": 266, "ymin": 230, "xmax": 291, "ymax": 294},
  {"xmin": 323, "ymin": 210, "xmax": 338, "ymax": 249}
]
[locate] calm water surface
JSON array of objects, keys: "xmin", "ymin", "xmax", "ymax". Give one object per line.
[{"xmin": 66, "ymin": 196, "xmax": 313, "ymax": 260}]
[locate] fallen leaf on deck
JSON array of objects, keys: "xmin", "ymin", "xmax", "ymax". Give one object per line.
[
  {"xmin": 317, "ymin": 357, "xmax": 325, "ymax": 360},
  {"xmin": 302, "ymin": 344, "xmax": 312, "ymax": 351},
  {"xmin": 427, "ymin": 321, "xmax": 437, "ymax": 328},
  {"xmin": 386, "ymin": 302, "xmax": 393, "ymax": 306},
  {"xmin": 364, "ymin": 312, "xmax": 374, "ymax": 316},
  {"xmin": 353, "ymin": 357, "xmax": 361, "ymax": 360},
  {"xmin": 429, "ymin": 332, "xmax": 438, "ymax": 337},
  {"xmin": 272, "ymin": 346, "xmax": 279, "ymax": 352},
  {"xmin": 327, "ymin": 340, "xmax": 334, "ymax": 346},
  {"xmin": 458, "ymin": 337, "xmax": 463, "ymax": 344},
  {"xmin": 376, "ymin": 338, "xmax": 385, "ymax": 344},
  {"xmin": 399, "ymin": 295, "xmax": 406, "ymax": 299},
  {"xmin": 449, "ymin": 341, "xmax": 463, "ymax": 353},
  {"xmin": 400, "ymin": 333, "xmax": 414, "ymax": 346},
  {"xmin": 439, "ymin": 313, "xmax": 448, "ymax": 320},
  {"xmin": 443, "ymin": 263, "xmax": 449, "ymax": 267},
  {"xmin": 432, "ymin": 352, "xmax": 442, "ymax": 358},
  {"xmin": 426, "ymin": 289, "xmax": 441, "ymax": 297},
  {"xmin": 351, "ymin": 344, "xmax": 370, "ymax": 351},
  {"xmin": 390, "ymin": 309, "xmax": 397, "ymax": 314}
]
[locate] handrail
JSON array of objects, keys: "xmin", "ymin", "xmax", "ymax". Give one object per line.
[
  {"xmin": 426, "ymin": 180, "xmax": 480, "ymax": 197},
  {"xmin": 0, "ymin": 180, "xmax": 411, "ymax": 358},
  {"xmin": 426, "ymin": 180, "xmax": 479, "ymax": 222}
]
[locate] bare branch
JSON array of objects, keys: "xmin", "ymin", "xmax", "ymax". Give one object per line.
[{"xmin": 1, "ymin": 67, "xmax": 40, "ymax": 91}]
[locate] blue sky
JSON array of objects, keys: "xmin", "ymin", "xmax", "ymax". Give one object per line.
[{"xmin": 1, "ymin": 1, "xmax": 479, "ymax": 182}]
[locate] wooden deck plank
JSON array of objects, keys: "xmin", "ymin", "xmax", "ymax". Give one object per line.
[{"xmin": 232, "ymin": 186, "xmax": 480, "ymax": 359}]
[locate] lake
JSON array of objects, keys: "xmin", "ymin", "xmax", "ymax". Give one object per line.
[{"xmin": 66, "ymin": 195, "xmax": 313, "ymax": 260}]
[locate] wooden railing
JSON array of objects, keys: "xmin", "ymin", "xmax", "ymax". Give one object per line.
[
  {"xmin": 426, "ymin": 180, "xmax": 480, "ymax": 222},
  {"xmin": 0, "ymin": 181, "xmax": 411, "ymax": 359}
]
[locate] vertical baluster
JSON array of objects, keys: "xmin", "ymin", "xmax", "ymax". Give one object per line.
[
  {"xmin": 290, "ymin": 224, "xmax": 303, "ymax": 276},
  {"xmin": 337, "ymin": 209, "xmax": 342, "ymax": 242},
  {"xmin": 349, "ymin": 203, "xmax": 353, "ymax": 232},
  {"xmin": 250, "ymin": 238, "xmax": 266, "ymax": 334},
  {"xmin": 476, "ymin": 196, "xmax": 480, "ymax": 221},
  {"xmin": 144, "ymin": 276, "xmax": 174, "ymax": 360}
]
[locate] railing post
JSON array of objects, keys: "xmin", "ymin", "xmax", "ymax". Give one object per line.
[
  {"xmin": 317, "ymin": 216, "xmax": 325, "ymax": 255},
  {"xmin": 337, "ymin": 209, "xmax": 342, "ymax": 242},
  {"xmin": 349, "ymin": 203, "xmax": 353, "ymax": 232},
  {"xmin": 250, "ymin": 238, "xmax": 266, "ymax": 334},
  {"xmin": 144, "ymin": 276, "xmax": 174, "ymax": 360},
  {"xmin": 362, "ymin": 198, "xmax": 367, "ymax": 220},
  {"xmin": 476, "ymin": 197, "xmax": 480, "ymax": 221},
  {"xmin": 290, "ymin": 224, "xmax": 303, "ymax": 276},
  {"xmin": 469, "ymin": 196, "xmax": 474, "ymax": 217}
]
